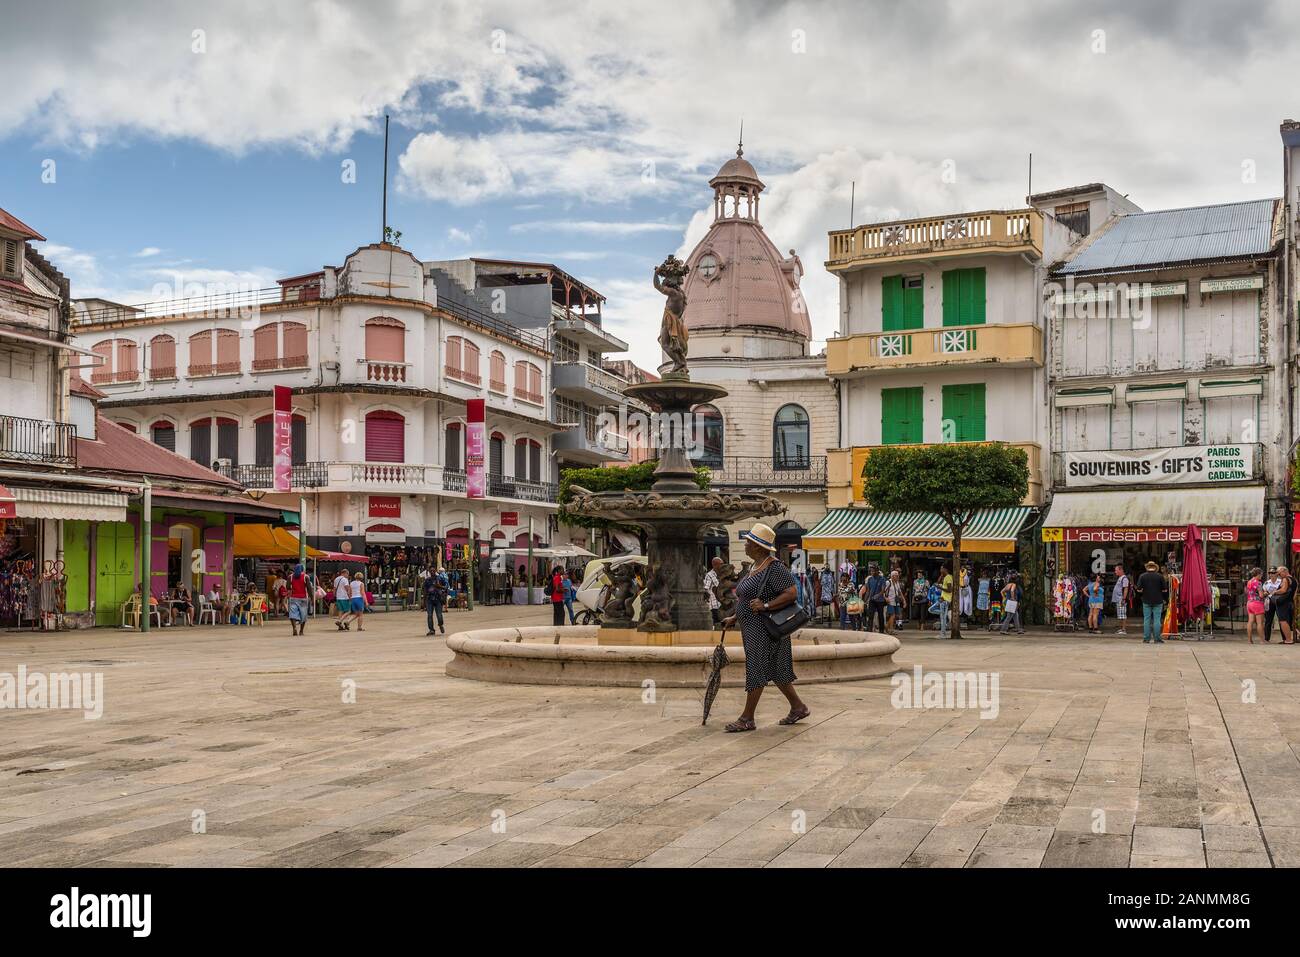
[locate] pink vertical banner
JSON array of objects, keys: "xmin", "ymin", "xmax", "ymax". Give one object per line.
[
  {"xmin": 273, "ymin": 385, "xmax": 292, "ymax": 492},
  {"xmin": 466, "ymin": 398, "xmax": 485, "ymax": 499}
]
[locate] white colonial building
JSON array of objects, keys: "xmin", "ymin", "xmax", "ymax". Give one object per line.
[{"xmin": 72, "ymin": 241, "xmax": 562, "ymax": 557}]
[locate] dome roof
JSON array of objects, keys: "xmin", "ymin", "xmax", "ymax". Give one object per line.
[
  {"xmin": 681, "ymin": 219, "xmax": 811, "ymax": 339},
  {"xmin": 709, "ymin": 149, "xmax": 765, "ymax": 191}
]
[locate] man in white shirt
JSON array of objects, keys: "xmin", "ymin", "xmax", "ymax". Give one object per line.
[
  {"xmin": 1112, "ymin": 564, "xmax": 1130, "ymax": 636},
  {"xmin": 702, "ymin": 557, "xmax": 722, "ymax": 628},
  {"xmin": 333, "ymin": 568, "xmax": 353, "ymax": 630},
  {"xmin": 1263, "ymin": 567, "xmax": 1281, "ymax": 642}
]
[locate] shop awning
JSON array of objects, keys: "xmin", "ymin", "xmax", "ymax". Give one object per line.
[
  {"xmin": 802, "ymin": 506, "xmax": 1033, "ymax": 553},
  {"xmin": 1042, "ymin": 486, "xmax": 1264, "ymax": 529},
  {"xmin": 151, "ymin": 489, "xmax": 297, "ymax": 522},
  {"xmin": 12, "ymin": 486, "xmax": 128, "ymax": 522},
  {"xmin": 232, "ymin": 524, "xmax": 350, "ymax": 560}
]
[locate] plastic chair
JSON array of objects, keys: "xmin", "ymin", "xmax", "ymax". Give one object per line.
[
  {"xmin": 198, "ymin": 595, "xmax": 219, "ymax": 625},
  {"xmin": 246, "ymin": 594, "xmax": 268, "ymax": 626}
]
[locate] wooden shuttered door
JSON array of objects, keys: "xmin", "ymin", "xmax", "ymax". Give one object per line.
[
  {"xmin": 216, "ymin": 418, "xmax": 239, "ymax": 465},
  {"xmin": 941, "ymin": 268, "xmax": 986, "ymax": 326},
  {"xmin": 365, "ymin": 411, "xmax": 405, "ymax": 462},
  {"xmin": 255, "ymin": 415, "xmax": 306, "ymax": 466},
  {"xmin": 882, "ymin": 275, "xmax": 923, "ymax": 331},
  {"xmin": 941, "ymin": 383, "xmax": 986, "ymax": 442},
  {"xmin": 190, "ymin": 420, "xmax": 211, "ymax": 464},
  {"xmin": 445, "ymin": 424, "xmax": 461, "ymax": 471},
  {"xmin": 881, "ymin": 387, "xmax": 923, "ymax": 445},
  {"xmin": 489, "ymin": 433, "xmax": 504, "ymax": 477}
]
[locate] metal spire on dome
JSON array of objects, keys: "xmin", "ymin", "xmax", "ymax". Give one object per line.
[{"xmin": 737, "ymin": 119, "xmax": 743, "ymax": 157}]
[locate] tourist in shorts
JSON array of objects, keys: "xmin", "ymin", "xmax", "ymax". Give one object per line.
[
  {"xmin": 349, "ymin": 572, "xmax": 366, "ymax": 631},
  {"xmin": 333, "ymin": 567, "xmax": 352, "ymax": 630},
  {"xmin": 1112, "ymin": 564, "xmax": 1130, "ymax": 636},
  {"xmin": 287, "ymin": 564, "xmax": 311, "ymax": 636}
]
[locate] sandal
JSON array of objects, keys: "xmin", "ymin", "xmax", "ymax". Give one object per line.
[
  {"xmin": 778, "ymin": 707, "xmax": 811, "ymax": 726},
  {"xmin": 724, "ymin": 717, "xmax": 756, "ymax": 733}
]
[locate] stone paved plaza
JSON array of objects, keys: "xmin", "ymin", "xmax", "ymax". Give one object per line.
[{"xmin": 2, "ymin": 607, "xmax": 1299, "ymax": 868}]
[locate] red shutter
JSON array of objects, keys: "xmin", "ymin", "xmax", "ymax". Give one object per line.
[{"xmin": 365, "ymin": 411, "xmax": 405, "ymax": 462}]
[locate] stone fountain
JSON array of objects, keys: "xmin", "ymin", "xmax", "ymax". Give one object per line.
[{"xmin": 443, "ymin": 255, "xmax": 900, "ymax": 686}]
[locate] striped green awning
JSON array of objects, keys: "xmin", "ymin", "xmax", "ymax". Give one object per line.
[{"xmin": 803, "ymin": 506, "xmax": 1032, "ymax": 553}]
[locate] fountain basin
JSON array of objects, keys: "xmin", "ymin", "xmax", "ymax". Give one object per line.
[{"xmin": 444, "ymin": 625, "xmax": 901, "ymax": 688}]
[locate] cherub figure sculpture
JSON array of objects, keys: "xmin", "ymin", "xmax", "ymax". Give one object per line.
[
  {"xmin": 602, "ymin": 563, "xmax": 637, "ymax": 626},
  {"xmin": 653, "ymin": 254, "xmax": 690, "ymax": 378},
  {"xmin": 637, "ymin": 565, "xmax": 676, "ymax": 632}
]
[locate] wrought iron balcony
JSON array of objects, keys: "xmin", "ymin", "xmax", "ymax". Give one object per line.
[
  {"xmin": 704, "ymin": 455, "xmax": 826, "ymax": 490},
  {"xmin": 488, "ymin": 474, "xmax": 558, "ymax": 503},
  {"xmin": 219, "ymin": 461, "xmax": 329, "ymax": 489},
  {"xmin": 0, "ymin": 414, "xmax": 77, "ymax": 466}
]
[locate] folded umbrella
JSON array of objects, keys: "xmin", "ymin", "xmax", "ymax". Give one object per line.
[{"xmin": 701, "ymin": 624, "xmax": 730, "ymax": 726}]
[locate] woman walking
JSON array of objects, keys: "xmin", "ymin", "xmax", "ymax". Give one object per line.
[
  {"xmin": 998, "ymin": 574, "xmax": 1024, "ymax": 634},
  {"xmin": 1085, "ymin": 574, "xmax": 1104, "ymax": 634},
  {"xmin": 1245, "ymin": 567, "xmax": 1266, "ymax": 644},
  {"xmin": 1273, "ymin": 566, "xmax": 1295, "ymax": 645},
  {"xmin": 333, "ymin": 567, "xmax": 352, "ymax": 630},
  {"xmin": 721, "ymin": 522, "xmax": 809, "ymax": 733},
  {"xmin": 885, "ymin": 569, "xmax": 905, "ymax": 632}
]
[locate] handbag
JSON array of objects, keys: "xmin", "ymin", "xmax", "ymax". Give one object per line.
[
  {"xmin": 1005, "ymin": 598, "xmax": 1019, "ymax": 615},
  {"xmin": 845, "ymin": 596, "xmax": 865, "ymax": 615},
  {"xmin": 757, "ymin": 561, "xmax": 810, "ymax": 640}
]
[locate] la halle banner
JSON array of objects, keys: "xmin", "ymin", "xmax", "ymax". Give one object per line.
[
  {"xmin": 466, "ymin": 398, "xmax": 485, "ymax": 499},
  {"xmin": 273, "ymin": 385, "xmax": 293, "ymax": 492},
  {"xmin": 1060, "ymin": 444, "xmax": 1253, "ymax": 488}
]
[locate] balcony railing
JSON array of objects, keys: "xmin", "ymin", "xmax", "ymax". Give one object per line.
[
  {"xmin": 826, "ymin": 323, "xmax": 1043, "ymax": 376},
  {"xmin": 0, "ymin": 414, "xmax": 77, "ymax": 466},
  {"xmin": 443, "ymin": 469, "xmax": 466, "ymax": 493},
  {"xmin": 218, "ymin": 461, "xmax": 330, "ymax": 489},
  {"xmin": 90, "ymin": 368, "xmax": 140, "ymax": 385},
  {"xmin": 705, "ymin": 455, "xmax": 827, "ymax": 490},
  {"xmin": 514, "ymin": 388, "xmax": 545, "ymax": 405},
  {"xmin": 351, "ymin": 463, "xmax": 427, "ymax": 485},
  {"xmin": 488, "ymin": 475, "xmax": 558, "ymax": 503},
  {"xmin": 827, "ymin": 208, "xmax": 1042, "ymax": 269},
  {"xmin": 446, "ymin": 365, "xmax": 482, "ymax": 386},
  {"xmin": 364, "ymin": 359, "xmax": 408, "ymax": 383},
  {"xmin": 148, "ymin": 365, "xmax": 177, "ymax": 380}
]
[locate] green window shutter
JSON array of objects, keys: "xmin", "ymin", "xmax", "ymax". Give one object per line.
[
  {"xmin": 903, "ymin": 278, "xmax": 924, "ymax": 329},
  {"xmin": 942, "ymin": 268, "xmax": 987, "ymax": 326},
  {"xmin": 882, "ymin": 275, "xmax": 903, "ymax": 331},
  {"xmin": 882, "ymin": 387, "xmax": 924, "ymax": 444},
  {"xmin": 942, "ymin": 383, "xmax": 986, "ymax": 442},
  {"xmin": 942, "ymin": 271, "xmax": 959, "ymax": 326}
]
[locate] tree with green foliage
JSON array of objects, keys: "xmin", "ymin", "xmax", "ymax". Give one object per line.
[
  {"xmin": 862, "ymin": 443, "xmax": 1029, "ymax": 639},
  {"xmin": 557, "ymin": 461, "xmax": 711, "ymax": 551}
]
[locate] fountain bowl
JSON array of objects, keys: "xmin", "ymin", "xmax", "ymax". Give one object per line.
[{"xmin": 444, "ymin": 625, "xmax": 901, "ymax": 688}]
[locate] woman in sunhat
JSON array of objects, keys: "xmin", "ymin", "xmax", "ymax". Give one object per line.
[{"xmin": 720, "ymin": 521, "xmax": 810, "ymax": 732}]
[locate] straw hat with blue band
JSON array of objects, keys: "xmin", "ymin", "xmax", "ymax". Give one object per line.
[{"xmin": 740, "ymin": 522, "xmax": 778, "ymax": 553}]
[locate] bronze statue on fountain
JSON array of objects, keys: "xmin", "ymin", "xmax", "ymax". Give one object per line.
[{"xmin": 564, "ymin": 254, "xmax": 784, "ymax": 633}]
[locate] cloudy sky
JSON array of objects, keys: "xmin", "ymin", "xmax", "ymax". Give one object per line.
[{"xmin": 1, "ymin": 0, "xmax": 1295, "ymax": 369}]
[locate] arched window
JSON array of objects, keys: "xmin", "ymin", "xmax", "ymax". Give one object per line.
[
  {"xmin": 189, "ymin": 417, "xmax": 239, "ymax": 467},
  {"xmin": 215, "ymin": 329, "xmax": 240, "ymax": 374},
  {"xmin": 514, "ymin": 437, "xmax": 542, "ymax": 481},
  {"xmin": 364, "ymin": 317, "xmax": 405, "ymax": 382},
  {"xmin": 282, "ymin": 322, "xmax": 308, "ymax": 366},
  {"xmin": 149, "ymin": 335, "xmax": 176, "ymax": 380},
  {"xmin": 514, "ymin": 360, "xmax": 543, "ymax": 404},
  {"xmin": 187, "ymin": 330, "xmax": 213, "ymax": 376},
  {"xmin": 446, "ymin": 335, "xmax": 481, "ymax": 385},
  {"xmin": 90, "ymin": 339, "xmax": 138, "ymax": 384},
  {"xmin": 251, "ymin": 321, "xmax": 309, "ymax": 371},
  {"xmin": 151, "ymin": 420, "xmax": 175, "ymax": 452},
  {"xmin": 773, "ymin": 403, "xmax": 810, "ymax": 469},
  {"xmin": 252, "ymin": 323, "xmax": 279, "ymax": 371},
  {"xmin": 691, "ymin": 403, "xmax": 724, "ymax": 468},
  {"xmin": 364, "ymin": 410, "xmax": 405, "ymax": 463},
  {"xmin": 254, "ymin": 413, "xmax": 307, "ymax": 466},
  {"xmin": 489, "ymin": 351, "xmax": 507, "ymax": 393}
]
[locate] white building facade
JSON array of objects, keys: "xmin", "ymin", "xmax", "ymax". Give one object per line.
[{"xmin": 73, "ymin": 242, "xmax": 561, "ymax": 557}]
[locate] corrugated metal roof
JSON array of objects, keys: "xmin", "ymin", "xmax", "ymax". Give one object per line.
[{"xmin": 1056, "ymin": 199, "xmax": 1276, "ymax": 275}]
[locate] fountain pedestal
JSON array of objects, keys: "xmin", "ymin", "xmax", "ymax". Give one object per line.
[{"xmin": 568, "ymin": 376, "xmax": 784, "ymax": 633}]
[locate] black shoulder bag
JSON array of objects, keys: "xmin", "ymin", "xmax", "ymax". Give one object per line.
[{"xmin": 757, "ymin": 560, "xmax": 810, "ymax": 641}]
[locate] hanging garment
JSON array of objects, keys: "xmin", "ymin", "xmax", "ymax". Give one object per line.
[{"xmin": 976, "ymin": 578, "xmax": 991, "ymax": 611}]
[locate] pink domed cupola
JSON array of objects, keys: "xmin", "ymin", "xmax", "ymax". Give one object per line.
[{"xmin": 682, "ymin": 143, "xmax": 812, "ymax": 347}]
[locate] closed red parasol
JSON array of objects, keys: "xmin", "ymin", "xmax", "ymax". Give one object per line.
[{"xmin": 1180, "ymin": 524, "xmax": 1212, "ymax": 623}]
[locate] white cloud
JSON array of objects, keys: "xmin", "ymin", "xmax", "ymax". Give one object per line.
[
  {"xmin": 399, "ymin": 132, "xmax": 515, "ymax": 204},
  {"xmin": 133, "ymin": 246, "xmax": 162, "ymax": 257},
  {"xmin": 446, "ymin": 227, "xmax": 473, "ymax": 244}
]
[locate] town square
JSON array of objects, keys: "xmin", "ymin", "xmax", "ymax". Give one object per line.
[{"xmin": 0, "ymin": 0, "xmax": 1296, "ymax": 935}]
